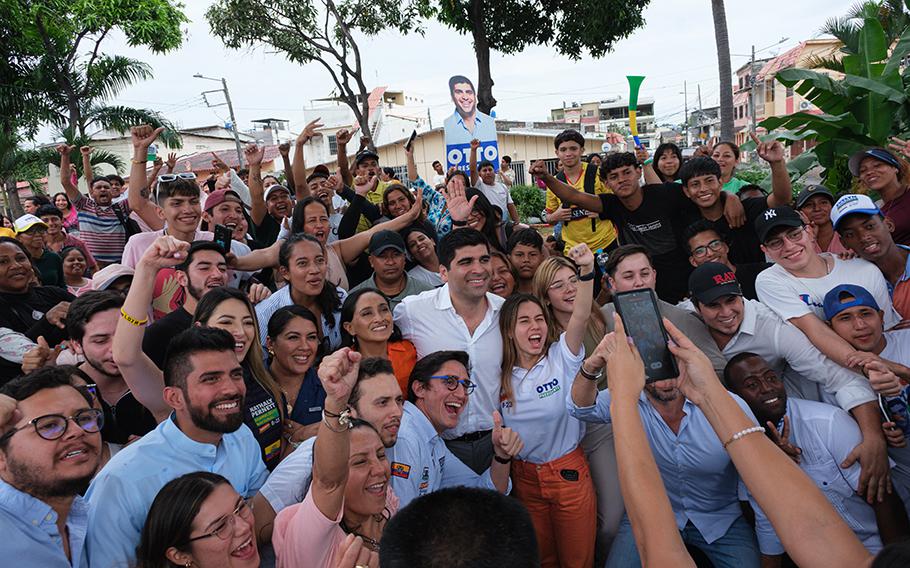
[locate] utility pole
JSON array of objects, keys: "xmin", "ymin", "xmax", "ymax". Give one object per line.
[
  {"xmin": 749, "ymin": 44, "xmax": 757, "ymax": 133},
  {"xmin": 683, "ymin": 81, "xmax": 689, "ymax": 147},
  {"xmin": 194, "ymin": 74, "xmax": 244, "ymax": 167},
  {"xmin": 697, "ymin": 84, "xmax": 703, "ymax": 112}
]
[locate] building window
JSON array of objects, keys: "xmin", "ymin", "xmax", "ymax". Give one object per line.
[
  {"xmin": 328, "ymin": 134, "xmax": 338, "ymax": 154},
  {"xmin": 786, "ymin": 86, "xmax": 794, "ymax": 97},
  {"xmin": 765, "ymin": 79, "xmax": 775, "ymax": 102}
]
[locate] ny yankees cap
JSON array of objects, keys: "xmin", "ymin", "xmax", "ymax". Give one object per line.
[
  {"xmin": 689, "ymin": 262, "xmax": 743, "ymax": 304},
  {"xmin": 754, "ymin": 206, "xmax": 804, "ymax": 244}
]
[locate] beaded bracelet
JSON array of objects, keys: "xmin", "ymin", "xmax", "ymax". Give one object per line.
[
  {"xmin": 120, "ymin": 308, "xmax": 149, "ymax": 327},
  {"xmin": 723, "ymin": 426, "xmax": 765, "ymax": 449}
]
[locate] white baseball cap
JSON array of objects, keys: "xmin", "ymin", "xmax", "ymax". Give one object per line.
[
  {"xmin": 830, "ymin": 194, "xmax": 881, "ymax": 230},
  {"xmin": 13, "ymin": 214, "xmax": 48, "ymax": 234}
]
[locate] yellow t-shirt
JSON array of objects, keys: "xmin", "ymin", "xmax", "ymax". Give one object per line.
[
  {"xmin": 356, "ymin": 179, "xmax": 394, "ymax": 233},
  {"xmin": 545, "ymin": 162, "xmax": 617, "ymax": 253}
]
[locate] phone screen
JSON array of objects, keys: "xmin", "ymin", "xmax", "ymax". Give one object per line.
[
  {"xmin": 213, "ymin": 224, "xmax": 232, "ymax": 253},
  {"xmin": 613, "ymin": 289, "xmax": 679, "ymax": 382},
  {"xmin": 405, "ymin": 129, "xmax": 417, "ymax": 151}
]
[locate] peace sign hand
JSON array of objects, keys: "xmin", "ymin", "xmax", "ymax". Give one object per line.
[{"xmin": 767, "ymin": 416, "xmax": 801, "ymax": 464}]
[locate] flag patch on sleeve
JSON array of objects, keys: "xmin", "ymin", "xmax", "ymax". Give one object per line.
[{"xmin": 391, "ymin": 462, "xmax": 411, "ymax": 479}]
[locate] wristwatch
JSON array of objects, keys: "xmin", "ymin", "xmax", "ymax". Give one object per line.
[{"xmin": 579, "ymin": 362, "xmax": 603, "ymax": 382}]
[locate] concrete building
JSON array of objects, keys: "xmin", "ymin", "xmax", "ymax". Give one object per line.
[{"xmin": 550, "ymin": 96, "xmax": 659, "ymax": 149}]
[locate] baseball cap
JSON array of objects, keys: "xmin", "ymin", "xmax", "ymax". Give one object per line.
[
  {"xmin": 753, "ymin": 206, "xmax": 804, "ymax": 243},
  {"xmin": 13, "ymin": 214, "xmax": 48, "ymax": 234},
  {"xmin": 306, "ymin": 165, "xmax": 331, "ymax": 184},
  {"xmin": 688, "ymin": 262, "xmax": 743, "ymax": 304},
  {"xmin": 830, "ymin": 194, "xmax": 881, "ymax": 230},
  {"xmin": 91, "ymin": 264, "xmax": 135, "ymax": 291},
  {"xmin": 848, "ymin": 148, "xmax": 901, "ymax": 177},
  {"xmin": 822, "ymin": 284, "xmax": 881, "ymax": 321},
  {"xmin": 368, "ymin": 230, "xmax": 406, "ymax": 256},
  {"xmin": 204, "ymin": 189, "xmax": 248, "ymax": 212},
  {"xmin": 263, "ymin": 184, "xmax": 291, "ymax": 201},
  {"xmin": 354, "ymin": 150, "xmax": 380, "ymax": 167},
  {"xmin": 795, "ymin": 184, "xmax": 834, "ymax": 209}
]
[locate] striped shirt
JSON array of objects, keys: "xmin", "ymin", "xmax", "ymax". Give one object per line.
[{"xmin": 73, "ymin": 194, "xmax": 129, "ymax": 264}]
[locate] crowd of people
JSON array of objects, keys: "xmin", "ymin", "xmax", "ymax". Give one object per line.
[{"xmin": 3, "ymin": 118, "xmax": 910, "ymax": 568}]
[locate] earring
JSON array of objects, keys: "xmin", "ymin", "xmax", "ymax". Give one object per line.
[
  {"xmin": 184, "ymin": 562, "xmax": 193, "ymax": 568},
  {"xmin": 267, "ymin": 348, "xmax": 275, "ymax": 357}
]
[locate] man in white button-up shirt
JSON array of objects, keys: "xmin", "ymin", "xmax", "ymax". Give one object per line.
[{"xmin": 394, "ymin": 229, "xmax": 504, "ymax": 473}]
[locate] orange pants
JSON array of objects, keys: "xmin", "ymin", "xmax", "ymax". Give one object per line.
[{"xmin": 511, "ymin": 446, "xmax": 597, "ymax": 568}]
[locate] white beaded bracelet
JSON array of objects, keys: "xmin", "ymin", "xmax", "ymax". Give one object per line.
[{"xmin": 723, "ymin": 426, "xmax": 765, "ymax": 449}]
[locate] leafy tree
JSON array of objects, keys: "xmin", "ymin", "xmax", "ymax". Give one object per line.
[
  {"xmin": 433, "ymin": 0, "xmax": 650, "ymax": 114},
  {"xmin": 808, "ymin": 0, "xmax": 910, "ymax": 72},
  {"xmin": 711, "ymin": 0, "xmax": 734, "ymax": 142},
  {"xmin": 206, "ymin": 0, "xmax": 433, "ymax": 148},
  {"xmin": 509, "ymin": 184, "xmax": 545, "ymax": 223}
]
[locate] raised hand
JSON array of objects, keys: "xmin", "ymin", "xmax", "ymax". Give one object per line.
[
  {"xmin": 634, "ymin": 146, "xmax": 649, "ymax": 164},
  {"xmin": 56, "ymin": 143, "xmax": 76, "ymax": 156},
  {"xmin": 767, "ymin": 416, "xmax": 802, "ymax": 464},
  {"xmin": 326, "ymin": 172, "xmax": 343, "ymax": 194},
  {"xmin": 278, "ymin": 142, "xmax": 291, "ymax": 157},
  {"xmin": 888, "ymin": 136, "xmax": 910, "ymax": 162},
  {"xmin": 353, "ymin": 174, "xmax": 377, "ymax": 197},
  {"xmin": 567, "ymin": 242, "xmax": 595, "ymax": 272},
  {"xmin": 403, "ymin": 185, "xmax": 424, "ymax": 222},
  {"xmin": 45, "ymin": 302, "xmax": 70, "ymax": 330},
  {"xmin": 317, "ymin": 347, "xmax": 362, "ymax": 406},
  {"xmin": 21, "ymin": 336, "xmax": 58, "ymax": 373},
  {"xmin": 491, "ymin": 410, "xmax": 523, "ymax": 461},
  {"xmin": 470, "ymin": 138, "xmax": 480, "ymax": 151},
  {"xmin": 166, "ymin": 152, "xmax": 178, "ymax": 171},
  {"xmin": 296, "ymin": 118, "xmax": 324, "ymax": 147},
  {"xmin": 528, "ymin": 160, "xmax": 549, "ymax": 179},
  {"xmin": 244, "ymin": 143, "xmax": 265, "ymax": 167},
  {"xmin": 751, "ymin": 132, "xmax": 785, "ymax": 164},
  {"xmin": 131, "ymin": 124, "xmax": 164, "ymax": 150},
  {"xmin": 139, "ymin": 235, "xmax": 190, "ymax": 270},
  {"xmin": 601, "ymin": 313, "xmax": 646, "ymax": 402},
  {"xmin": 335, "ymin": 128, "xmax": 353, "ymax": 147},
  {"xmin": 80, "ymin": 146, "xmax": 92, "ymax": 156},
  {"xmin": 444, "ymin": 174, "xmax": 478, "ymax": 222},
  {"xmin": 211, "ymin": 152, "xmax": 230, "ymax": 172}
]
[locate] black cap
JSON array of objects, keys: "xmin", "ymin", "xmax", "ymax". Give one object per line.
[
  {"xmin": 354, "ymin": 150, "xmax": 380, "ymax": 167},
  {"xmin": 795, "ymin": 184, "xmax": 834, "ymax": 209},
  {"xmin": 689, "ymin": 262, "xmax": 743, "ymax": 304},
  {"xmin": 368, "ymin": 230, "xmax": 406, "ymax": 255},
  {"xmin": 754, "ymin": 206, "xmax": 804, "ymax": 243},
  {"xmin": 306, "ymin": 164, "xmax": 330, "ymax": 183}
]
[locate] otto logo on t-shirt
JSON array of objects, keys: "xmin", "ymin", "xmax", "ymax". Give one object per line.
[
  {"xmin": 537, "ymin": 378, "xmax": 561, "ymax": 399},
  {"xmin": 712, "ymin": 271, "xmax": 736, "ymax": 285}
]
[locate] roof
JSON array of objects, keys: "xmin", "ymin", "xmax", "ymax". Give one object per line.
[
  {"xmin": 756, "ymin": 38, "xmax": 841, "ymax": 80},
  {"xmin": 89, "ymin": 125, "xmax": 255, "ymax": 143},
  {"xmin": 139, "ymin": 145, "xmax": 282, "ymax": 176}
]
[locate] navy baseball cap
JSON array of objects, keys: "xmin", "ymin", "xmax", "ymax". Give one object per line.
[
  {"xmin": 368, "ymin": 230, "xmax": 406, "ymax": 255},
  {"xmin": 848, "ymin": 148, "xmax": 901, "ymax": 177},
  {"xmin": 823, "ymin": 284, "xmax": 881, "ymax": 321}
]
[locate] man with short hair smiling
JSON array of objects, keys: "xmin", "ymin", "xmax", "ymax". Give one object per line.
[
  {"xmin": 350, "ymin": 230, "xmax": 432, "ymax": 309},
  {"xmin": 395, "ymin": 229, "xmax": 504, "ymax": 473},
  {"xmin": 725, "ymin": 353, "xmax": 909, "ymax": 560},
  {"xmin": 443, "ymin": 75, "xmax": 496, "ymax": 145},
  {"xmin": 390, "ymin": 350, "xmax": 521, "ymax": 507},
  {"xmin": 431, "ymin": 160, "xmax": 446, "ymax": 187},
  {"xmin": 0, "ymin": 368, "xmax": 103, "ymax": 567},
  {"xmin": 36, "ymin": 204, "xmax": 97, "ymax": 273},
  {"xmin": 202, "ymin": 188, "xmax": 250, "ymax": 245},
  {"xmin": 507, "ymin": 228, "xmax": 544, "ymax": 294},
  {"xmin": 253, "ymin": 356, "xmax": 405, "ymax": 541},
  {"xmin": 832, "ymin": 194, "xmax": 910, "ymax": 319},
  {"xmin": 85, "ymin": 326, "xmax": 269, "ymax": 568}
]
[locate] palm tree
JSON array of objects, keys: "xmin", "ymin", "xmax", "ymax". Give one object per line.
[
  {"xmin": 711, "ymin": 0, "xmax": 735, "ymax": 142},
  {"xmin": 807, "ymin": 0, "xmax": 910, "ymax": 72}
]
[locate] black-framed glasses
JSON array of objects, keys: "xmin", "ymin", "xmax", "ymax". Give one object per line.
[
  {"xmin": 691, "ymin": 239, "xmax": 724, "ymax": 258},
  {"xmin": 0, "ymin": 408, "xmax": 103, "ymax": 442},
  {"xmin": 428, "ymin": 375, "xmax": 475, "ymax": 394},
  {"xmin": 764, "ymin": 226, "xmax": 805, "ymax": 250},
  {"xmin": 184, "ymin": 497, "xmax": 254, "ymax": 544}
]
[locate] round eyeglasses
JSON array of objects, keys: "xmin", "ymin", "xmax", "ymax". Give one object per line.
[
  {"xmin": 428, "ymin": 375, "xmax": 476, "ymax": 394},
  {"xmin": 0, "ymin": 408, "xmax": 103, "ymax": 442}
]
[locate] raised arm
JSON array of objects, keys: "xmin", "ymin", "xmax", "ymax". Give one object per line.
[
  {"xmin": 564, "ymin": 244, "xmax": 595, "ymax": 355},
  {"xmin": 312, "ymin": 348, "xmax": 361, "ymax": 521},
  {"xmin": 635, "ymin": 146, "xmax": 661, "ymax": 186},
  {"xmin": 128, "ymin": 125, "xmax": 167, "ymax": 230},
  {"xmin": 147, "ymin": 157, "xmax": 164, "ymax": 190},
  {"xmin": 406, "ymin": 144, "xmax": 420, "ymax": 182},
  {"xmin": 469, "ymin": 138, "xmax": 480, "ymax": 186},
  {"xmin": 664, "ymin": 318, "xmax": 872, "ymax": 568},
  {"xmin": 335, "ymin": 125, "xmax": 354, "ymax": 187},
  {"xmin": 278, "ymin": 143, "xmax": 295, "ymax": 195},
  {"xmin": 112, "ymin": 235, "xmax": 189, "ymax": 423},
  {"xmin": 752, "ymin": 134, "xmax": 793, "ymax": 208},
  {"xmin": 290, "ymin": 118, "xmax": 324, "ymax": 201},
  {"xmin": 56, "ymin": 144, "xmax": 81, "ymax": 202},
  {"xmin": 80, "ymin": 146, "xmax": 94, "ymax": 188},
  {"xmin": 245, "ymin": 144, "xmax": 267, "ymax": 225},
  {"xmin": 529, "ymin": 160, "xmax": 604, "ymax": 213}
]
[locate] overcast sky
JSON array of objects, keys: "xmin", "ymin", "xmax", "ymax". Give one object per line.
[{"xmin": 37, "ymin": 0, "xmax": 857, "ymax": 143}]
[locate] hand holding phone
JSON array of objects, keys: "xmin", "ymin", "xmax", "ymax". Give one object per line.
[
  {"xmin": 404, "ymin": 129, "xmax": 417, "ymax": 152},
  {"xmin": 213, "ymin": 224, "xmax": 233, "ymax": 253},
  {"xmin": 613, "ymin": 289, "xmax": 678, "ymax": 382}
]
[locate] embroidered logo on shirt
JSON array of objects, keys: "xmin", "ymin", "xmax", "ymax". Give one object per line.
[
  {"xmin": 537, "ymin": 378, "xmax": 561, "ymax": 399},
  {"xmin": 391, "ymin": 462, "xmax": 411, "ymax": 479}
]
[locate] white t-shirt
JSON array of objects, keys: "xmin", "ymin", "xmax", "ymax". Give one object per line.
[
  {"xmin": 500, "ymin": 333, "xmax": 586, "ymax": 464},
  {"xmin": 476, "ymin": 180, "xmax": 513, "ymax": 217},
  {"xmin": 756, "ymin": 255, "xmax": 901, "ymax": 328},
  {"xmin": 880, "ymin": 329, "xmax": 910, "ymax": 366}
]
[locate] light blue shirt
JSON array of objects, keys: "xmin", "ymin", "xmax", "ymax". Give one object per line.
[
  {"xmin": 388, "ymin": 402, "xmax": 505, "ymax": 507},
  {"xmin": 443, "ymin": 110, "xmax": 497, "ymax": 146},
  {"xmin": 741, "ymin": 398, "xmax": 882, "ymax": 555},
  {"xmin": 85, "ymin": 414, "xmax": 268, "ymax": 568},
  {"xmin": 568, "ymin": 390, "xmax": 757, "ymax": 543},
  {"xmin": 0, "ymin": 479, "xmax": 88, "ymax": 567}
]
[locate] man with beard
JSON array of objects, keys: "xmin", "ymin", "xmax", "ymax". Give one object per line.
[
  {"xmin": 67, "ymin": 291, "xmax": 158, "ymax": 441},
  {"xmin": 726, "ymin": 353, "xmax": 910, "ymax": 560},
  {"xmin": 0, "ymin": 367, "xmax": 103, "ymax": 566},
  {"xmin": 85, "ymin": 326, "xmax": 268, "ymax": 568},
  {"xmin": 569, "ymin": 333, "xmax": 762, "ymax": 568},
  {"xmin": 252, "ymin": 357, "xmax": 405, "ymax": 541},
  {"xmin": 142, "ymin": 242, "xmax": 228, "ymax": 369}
]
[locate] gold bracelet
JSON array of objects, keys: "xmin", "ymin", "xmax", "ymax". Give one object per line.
[
  {"xmin": 120, "ymin": 308, "xmax": 149, "ymax": 327},
  {"xmin": 131, "ymin": 159, "xmax": 146, "ymax": 164}
]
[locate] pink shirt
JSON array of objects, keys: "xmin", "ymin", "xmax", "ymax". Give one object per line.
[
  {"xmin": 813, "ymin": 230, "xmax": 849, "ymax": 255},
  {"xmin": 272, "ymin": 488, "xmax": 398, "ymax": 568}
]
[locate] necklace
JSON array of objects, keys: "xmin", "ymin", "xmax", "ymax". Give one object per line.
[{"xmin": 341, "ymin": 508, "xmax": 389, "ymax": 551}]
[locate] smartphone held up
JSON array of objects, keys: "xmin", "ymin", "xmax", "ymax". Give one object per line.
[{"xmin": 613, "ymin": 289, "xmax": 679, "ymax": 382}]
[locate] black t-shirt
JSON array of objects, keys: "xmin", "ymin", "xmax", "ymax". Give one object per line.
[
  {"xmin": 254, "ymin": 215, "xmax": 282, "ymax": 247},
  {"xmin": 243, "ymin": 366, "xmax": 284, "ymax": 471},
  {"xmin": 735, "ymin": 262, "xmax": 772, "ymax": 301},
  {"xmin": 700, "ymin": 197, "xmax": 768, "ymax": 265},
  {"xmin": 142, "ymin": 307, "xmax": 193, "ymax": 369},
  {"xmin": 34, "ymin": 250, "xmax": 64, "ymax": 288},
  {"xmin": 100, "ymin": 390, "xmax": 157, "ymax": 445},
  {"xmin": 598, "ymin": 184, "xmax": 692, "ymax": 302},
  {"xmin": 0, "ymin": 286, "xmax": 74, "ymax": 345},
  {"xmin": 287, "ymin": 367, "xmax": 327, "ymax": 426}
]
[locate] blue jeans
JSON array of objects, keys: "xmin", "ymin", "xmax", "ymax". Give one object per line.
[{"xmin": 605, "ymin": 515, "xmax": 759, "ymax": 568}]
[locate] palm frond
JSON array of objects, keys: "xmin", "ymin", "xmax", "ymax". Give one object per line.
[
  {"xmin": 804, "ymin": 54, "xmax": 846, "ymax": 72},
  {"xmin": 87, "ymin": 149, "xmax": 126, "ymax": 173},
  {"xmin": 821, "ymin": 14, "xmax": 861, "ymax": 53},
  {"xmin": 82, "ymin": 55, "xmax": 153, "ymax": 102},
  {"xmin": 84, "ymin": 105, "xmax": 182, "ymax": 148}
]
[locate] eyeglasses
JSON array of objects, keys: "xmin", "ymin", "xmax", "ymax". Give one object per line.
[
  {"xmin": 184, "ymin": 497, "xmax": 254, "ymax": 543},
  {"xmin": 764, "ymin": 226, "xmax": 805, "ymax": 250},
  {"xmin": 691, "ymin": 239, "xmax": 724, "ymax": 258},
  {"xmin": 428, "ymin": 375, "xmax": 475, "ymax": 394},
  {"xmin": 157, "ymin": 172, "xmax": 197, "ymax": 183},
  {"xmin": 0, "ymin": 408, "xmax": 103, "ymax": 442},
  {"xmin": 548, "ymin": 275, "xmax": 579, "ymax": 292}
]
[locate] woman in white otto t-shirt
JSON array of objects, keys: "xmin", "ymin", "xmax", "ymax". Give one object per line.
[{"xmin": 498, "ymin": 243, "xmax": 597, "ymax": 568}]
